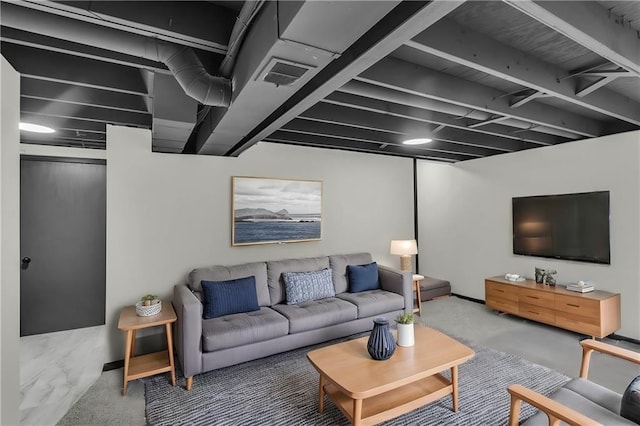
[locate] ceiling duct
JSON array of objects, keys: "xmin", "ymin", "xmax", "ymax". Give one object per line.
[{"xmin": 0, "ymin": 2, "xmax": 231, "ymax": 107}]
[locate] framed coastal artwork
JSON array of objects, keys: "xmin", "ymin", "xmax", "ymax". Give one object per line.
[{"xmin": 232, "ymin": 176, "xmax": 322, "ymax": 246}]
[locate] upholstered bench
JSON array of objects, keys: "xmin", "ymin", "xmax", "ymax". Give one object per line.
[{"xmin": 418, "ymin": 276, "xmax": 451, "ymax": 302}]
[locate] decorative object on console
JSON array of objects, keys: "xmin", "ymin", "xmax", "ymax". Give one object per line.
[
  {"xmin": 367, "ymin": 317, "xmax": 396, "ymax": 360},
  {"xmin": 232, "ymin": 176, "xmax": 322, "ymax": 246},
  {"xmin": 534, "ymin": 267, "xmax": 546, "ymax": 284},
  {"xmin": 543, "ymin": 269, "xmax": 557, "ymax": 286},
  {"xmin": 395, "ymin": 312, "xmax": 415, "ymax": 347},
  {"xmin": 390, "ymin": 239, "xmax": 418, "ymax": 271},
  {"xmin": 566, "ymin": 281, "xmax": 595, "ymax": 293},
  {"xmin": 136, "ymin": 294, "xmax": 161, "ymax": 316}
]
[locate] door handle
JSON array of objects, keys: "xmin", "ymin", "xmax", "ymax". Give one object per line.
[{"xmin": 21, "ymin": 256, "xmax": 31, "ymax": 270}]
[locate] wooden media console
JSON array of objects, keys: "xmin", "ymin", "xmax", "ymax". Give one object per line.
[{"xmin": 485, "ymin": 276, "xmax": 620, "ymax": 338}]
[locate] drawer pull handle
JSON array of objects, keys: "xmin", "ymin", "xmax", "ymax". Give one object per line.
[
  {"xmin": 567, "ymin": 303, "xmax": 580, "ymax": 308},
  {"xmin": 526, "ymin": 296, "xmax": 539, "ymax": 299},
  {"xmin": 496, "ymin": 289, "xmax": 504, "ymax": 293},
  {"xmin": 528, "ymin": 311, "xmax": 539, "ymax": 315}
]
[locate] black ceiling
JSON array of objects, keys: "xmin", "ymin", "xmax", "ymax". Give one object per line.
[{"xmin": 2, "ymin": 0, "xmax": 639, "ymax": 163}]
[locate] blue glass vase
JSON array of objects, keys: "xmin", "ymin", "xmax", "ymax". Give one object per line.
[{"xmin": 367, "ymin": 317, "xmax": 396, "ymax": 360}]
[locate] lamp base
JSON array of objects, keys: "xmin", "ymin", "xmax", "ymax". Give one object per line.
[{"xmin": 400, "ymin": 255, "xmax": 412, "ymax": 272}]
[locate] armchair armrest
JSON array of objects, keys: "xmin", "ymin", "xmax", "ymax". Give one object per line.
[
  {"xmin": 579, "ymin": 339, "xmax": 640, "ymax": 378},
  {"xmin": 378, "ymin": 265, "xmax": 412, "ymax": 313},
  {"xmin": 172, "ymin": 284, "xmax": 203, "ymax": 380},
  {"xmin": 507, "ymin": 384, "xmax": 602, "ymax": 426}
]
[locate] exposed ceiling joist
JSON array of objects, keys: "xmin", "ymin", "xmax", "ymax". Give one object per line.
[
  {"xmin": 2, "ymin": 43, "xmax": 151, "ymax": 95},
  {"xmin": 325, "ymin": 90, "xmax": 562, "ymax": 146},
  {"xmin": 299, "ymin": 103, "xmax": 520, "ymax": 153},
  {"xmin": 13, "ymin": 0, "xmax": 233, "ymax": 54},
  {"xmin": 357, "ymin": 56, "xmax": 602, "ymax": 138},
  {"xmin": 268, "ymin": 129, "xmax": 473, "ymax": 162},
  {"xmin": 225, "ymin": 0, "xmax": 467, "ymax": 157},
  {"xmin": 21, "ymin": 78, "xmax": 150, "ymax": 114},
  {"xmin": 504, "ymin": 0, "xmax": 640, "ymax": 76},
  {"xmin": 21, "ymin": 98, "xmax": 151, "ymax": 128},
  {"xmin": 0, "ymin": 26, "xmax": 169, "ymax": 73},
  {"xmin": 408, "ymin": 18, "xmax": 640, "ymax": 126}
]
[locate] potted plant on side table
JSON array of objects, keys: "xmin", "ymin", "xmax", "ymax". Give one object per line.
[
  {"xmin": 136, "ymin": 294, "xmax": 162, "ymax": 316},
  {"xmin": 395, "ymin": 313, "xmax": 415, "ymax": 347}
]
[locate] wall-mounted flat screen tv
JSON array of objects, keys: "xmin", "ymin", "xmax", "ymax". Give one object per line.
[{"xmin": 512, "ymin": 191, "xmax": 610, "ymax": 264}]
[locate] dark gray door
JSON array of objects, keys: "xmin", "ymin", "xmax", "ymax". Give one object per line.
[{"xmin": 20, "ymin": 157, "xmax": 106, "ymax": 336}]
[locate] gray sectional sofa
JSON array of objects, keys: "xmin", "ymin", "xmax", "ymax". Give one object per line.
[{"xmin": 172, "ymin": 252, "xmax": 412, "ymax": 389}]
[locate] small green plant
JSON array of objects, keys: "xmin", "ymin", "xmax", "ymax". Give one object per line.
[
  {"xmin": 396, "ymin": 313, "xmax": 414, "ymax": 324},
  {"xmin": 141, "ymin": 294, "xmax": 159, "ymax": 306}
]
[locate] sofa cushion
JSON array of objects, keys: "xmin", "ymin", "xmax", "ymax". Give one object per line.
[
  {"xmin": 337, "ymin": 289, "xmax": 404, "ymax": 318},
  {"xmin": 283, "ymin": 268, "xmax": 335, "ymax": 304},
  {"xmin": 267, "ymin": 256, "xmax": 330, "ymax": 305},
  {"xmin": 202, "ymin": 307, "xmax": 289, "ymax": 352},
  {"xmin": 201, "ymin": 277, "xmax": 260, "ymax": 319},
  {"xmin": 329, "ymin": 253, "xmax": 372, "ymax": 294},
  {"xmin": 621, "ymin": 375, "xmax": 640, "ymax": 424},
  {"xmin": 187, "ymin": 262, "xmax": 270, "ymax": 307},
  {"xmin": 522, "ymin": 387, "xmax": 635, "ymax": 426},
  {"xmin": 564, "ymin": 377, "xmax": 623, "ymax": 414},
  {"xmin": 272, "ymin": 298, "xmax": 357, "ymax": 334},
  {"xmin": 347, "ymin": 262, "xmax": 380, "ymax": 293}
]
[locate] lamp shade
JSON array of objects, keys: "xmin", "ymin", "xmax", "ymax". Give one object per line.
[{"xmin": 390, "ymin": 239, "xmax": 418, "ymax": 256}]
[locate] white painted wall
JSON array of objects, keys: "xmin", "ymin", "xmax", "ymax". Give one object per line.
[
  {"xmin": 106, "ymin": 125, "xmax": 414, "ymax": 361},
  {"xmin": 0, "ymin": 55, "xmax": 21, "ymax": 425},
  {"xmin": 417, "ymin": 131, "xmax": 640, "ymax": 339}
]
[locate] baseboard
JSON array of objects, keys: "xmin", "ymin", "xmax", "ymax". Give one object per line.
[
  {"xmin": 451, "ymin": 293, "xmax": 485, "ymax": 305},
  {"xmin": 608, "ymin": 333, "xmax": 640, "ymax": 346},
  {"xmin": 103, "ymin": 360, "xmax": 124, "ymax": 372}
]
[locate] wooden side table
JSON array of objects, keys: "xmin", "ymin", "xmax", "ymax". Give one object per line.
[
  {"xmin": 117, "ymin": 301, "xmax": 177, "ymax": 395},
  {"xmin": 413, "ymin": 274, "xmax": 425, "ymax": 315}
]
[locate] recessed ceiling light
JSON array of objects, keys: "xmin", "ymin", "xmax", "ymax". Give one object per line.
[
  {"xmin": 402, "ymin": 138, "xmax": 432, "ymax": 145},
  {"xmin": 19, "ymin": 122, "xmax": 55, "ymax": 133}
]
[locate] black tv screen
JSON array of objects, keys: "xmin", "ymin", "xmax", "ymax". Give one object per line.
[{"xmin": 512, "ymin": 191, "xmax": 610, "ymax": 264}]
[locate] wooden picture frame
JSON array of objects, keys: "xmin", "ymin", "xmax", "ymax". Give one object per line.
[{"xmin": 232, "ymin": 176, "xmax": 322, "ymax": 246}]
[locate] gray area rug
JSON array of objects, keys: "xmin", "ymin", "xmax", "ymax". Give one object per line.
[{"xmin": 144, "ymin": 334, "xmax": 569, "ymax": 426}]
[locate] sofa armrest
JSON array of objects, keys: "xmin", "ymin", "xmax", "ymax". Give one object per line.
[
  {"xmin": 579, "ymin": 339, "xmax": 640, "ymax": 378},
  {"xmin": 378, "ymin": 265, "xmax": 413, "ymax": 313},
  {"xmin": 172, "ymin": 284, "xmax": 203, "ymax": 378},
  {"xmin": 507, "ymin": 384, "xmax": 602, "ymax": 426}
]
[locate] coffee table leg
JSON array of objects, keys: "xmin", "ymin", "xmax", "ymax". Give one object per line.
[
  {"xmin": 451, "ymin": 365, "xmax": 459, "ymax": 412},
  {"xmin": 318, "ymin": 375, "xmax": 325, "ymax": 413},
  {"xmin": 353, "ymin": 399, "xmax": 363, "ymax": 426}
]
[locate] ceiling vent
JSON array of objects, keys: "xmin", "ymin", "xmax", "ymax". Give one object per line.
[{"xmin": 258, "ymin": 58, "xmax": 315, "ymax": 87}]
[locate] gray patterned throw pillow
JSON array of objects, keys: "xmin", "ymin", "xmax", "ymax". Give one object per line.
[{"xmin": 283, "ymin": 268, "xmax": 335, "ymax": 304}]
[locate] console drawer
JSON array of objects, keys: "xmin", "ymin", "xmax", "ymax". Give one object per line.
[
  {"xmin": 555, "ymin": 295, "xmax": 600, "ymax": 321},
  {"xmin": 485, "ymin": 281, "xmax": 518, "ymax": 302},
  {"xmin": 518, "ymin": 302, "xmax": 555, "ymax": 324},
  {"xmin": 556, "ymin": 311, "xmax": 600, "ymax": 336},
  {"xmin": 519, "ymin": 288, "xmax": 554, "ymax": 307},
  {"xmin": 486, "ymin": 297, "xmax": 518, "ymax": 314}
]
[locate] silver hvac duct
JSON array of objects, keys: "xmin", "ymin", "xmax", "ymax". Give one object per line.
[{"xmin": 1, "ymin": 2, "xmax": 231, "ymax": 107}]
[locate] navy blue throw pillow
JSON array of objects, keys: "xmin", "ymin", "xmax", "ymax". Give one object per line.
[
  {"xmin": 347, "ymin": 262, "xmax": 380, "ymax": 293},
  {"xmin": 201, "ymin": 276, "xmax": 260, "ymax": 319},
  {"xmin": 621, "ymin": 375, "xmax": 640, "ymax": 424}
]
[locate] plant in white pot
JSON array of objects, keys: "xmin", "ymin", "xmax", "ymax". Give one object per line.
[
  {"xmin": 395, "ymin": 313, "xmax": 415, "ymax": 347},
  {"xmin": 136, "ymin": 294, "xmax": 161, "ymax": 316}
]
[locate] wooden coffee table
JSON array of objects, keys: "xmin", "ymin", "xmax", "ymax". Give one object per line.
[{"xmin": 307, "ymin": 325, "xmax": 474, "ymax": 425}]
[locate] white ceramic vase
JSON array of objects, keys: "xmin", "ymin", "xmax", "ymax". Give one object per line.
[{"xmin": 396, "ymin": 323, "xmax": 414, "ymax": 347}]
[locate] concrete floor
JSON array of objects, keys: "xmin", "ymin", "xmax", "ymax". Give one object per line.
[{"xmin": 57, "ymin": 296, "xmax": 640, "ymax": 425}]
